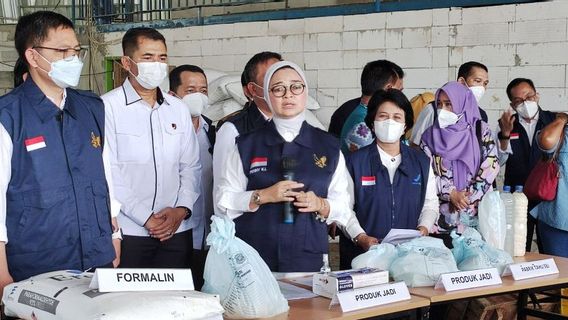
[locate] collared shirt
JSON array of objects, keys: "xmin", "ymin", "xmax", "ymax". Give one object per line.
[
  {"xmin": 0, "ymin": 87, "xmax": 120, "ymax": 243},
  {"xmin": 497, "ymin": 111, "xmax": 540, "ymax": 165},
  {"xmin": 217, "ymin": 143, "xmax": 366, "ymax": 240},
  {"xmin": 193, "ymin": 115, "xmax": 213, "ymax": 250},
  {"xmin": 212, "ymin": 107, "xmax": 271, "ymax": 215},
  {"xmin": 102, "ymin": 79, "xmax": 201, "ymax": 237}
]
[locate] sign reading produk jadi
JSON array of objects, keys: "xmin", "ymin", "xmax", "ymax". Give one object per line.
[
  {"xmin": 435, "ymin": 268, "xmax": 501, "ymax": 292},
  {"xmin": 334, "ymin": 282, "xmax": 410, "ymax": 312},
  {"xmin": 502, "ymin": 258, "xmax": 559, "ymax": 280},
  {"xmin": 89, "ymin": 268, "xmax": 194, "ymax": 292}
]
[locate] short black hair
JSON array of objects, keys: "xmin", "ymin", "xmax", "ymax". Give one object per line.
[
  {"xmin": 364, "ymin": 89, "xmax": 414, "ymax": 136},
  {"xmin": 14, "ymin": 11, "xmax": 74, "ymax": 65},
  {"xmin": 169, "ymin": 64, "xmax": 207, "ymax": 93},
  {"xmin": 13, "ymin": 57, "xmax": 28, "ymax": 88},
  {"xmin": 457, "ymin": 61, "xmax": 488, "ymax": 80},
  {"xmin": 506, "ymin": 78, "xmax": 536, "ymax": 101},
  {"xmin": 122, "ymin": 27, "xmax": 166, "ymax": 57},
  {"xmin": 241, "ymin": 51, "xmax": 282, "ymax": 86},
  {"xmin": 360, "ymin": 60, "xmax": 404, "ymax": 96}
]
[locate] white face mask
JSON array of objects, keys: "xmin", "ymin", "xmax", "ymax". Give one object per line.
[
  {"xmin": 181, "ymin": 92, "xmax": 209, "ymax": 117},
  {"xmin": 130, "ymin": 59, "xmax": 168, "ymax": 90},
  {"xmin": 516, "ymin": 100, "xmax": 538, "ymax": 119},
  {"xmin": 437, "ymin": 109, "xmax": 460, "ymax": 129},
  {"xmin": 37, "ymin": 52, "xmax": 83, "ymax": 88},
  {"xmin": 469, "ymin": 86, "xmax": 485, "ymax": 103},
  {"xmin": 374, "ymin": 119, "xmax": 405, "ymax": 143}
]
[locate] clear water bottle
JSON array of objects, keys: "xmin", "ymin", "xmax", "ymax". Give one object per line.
[
  {"xmin": 320, "ymin": 254, "xmax": 331, "ymax": 273},
  {"xmin": 513, "ymin": 185, "xmax": 528, "ymax": 256},
  {"xmin": 501, "ymin": 186, "xmax": 514, "ymax": 256}
]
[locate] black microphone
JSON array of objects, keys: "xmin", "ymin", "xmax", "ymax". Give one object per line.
[{"xmin": 281, "ymin": 156, "xmax": 297, "ymax": 224}]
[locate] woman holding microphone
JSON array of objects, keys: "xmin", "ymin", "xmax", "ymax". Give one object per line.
[{"xmin": 217, "ymin": 61, "xmax": 375, "ymax": 272}]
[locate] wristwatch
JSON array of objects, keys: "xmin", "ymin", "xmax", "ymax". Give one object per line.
[
  {"xmin": 252, "ymin": 190, "xmax": 262, "ymax": 205},
  {"xmin": 112, "ymin": 228, "xmax": 123, "ymax": 240},
  {"xmin": 177, "ymin": 206, "xmax": 192, "ymax": 220},
  {"xmin": 497, "ymin": 131, "xmax": 510, "ymax": 140}
]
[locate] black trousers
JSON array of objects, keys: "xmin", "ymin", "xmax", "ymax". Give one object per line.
[
  {"xmin": 526, "ymin": 213, "xmax": 543, "ymax": 252},
  {"xmin": 191, "ymin": 249, "xmax": 208, "ymax": 290},
  {"xmin": 119, "ymin": 229, "xmax": 193, "ymax": 268}
]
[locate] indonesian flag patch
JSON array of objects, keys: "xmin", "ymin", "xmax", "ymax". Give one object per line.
[
  {"xmin": 361, "ymin": 176, "xmax": 376, "ymax": 186},
  {"xmin": 25, "ymin": 136, "xmax": 46, "ymax": 152},
  {"xmin": 250, "ymin": 157, "xmax": 268, "ymax": 169},
  {"xmin": 510, "ymin": 132, "xmax": 520, "ymax": 140}
]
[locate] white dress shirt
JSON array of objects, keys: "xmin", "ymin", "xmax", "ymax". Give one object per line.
[
  {"xmin": 497, "ymin": 111, "xmax": 540, "ymax": 165},
  {"xmin": 0, "ymin": 89, "xmax": 120, "ymax": 243},
  {"xmin": 192, "ymin": 116, "xmax": 213, "ymax": 250},
  {"xmin": 217, "ymin": 142, "xmax": 366, "ymax": 240},
  {"xmin": 102, "ymin": 79, "xmax": 201, "ymax": 237},
  {"xmin": 212, "ymin": 107, "xmax": 271, "ymax": 215}
]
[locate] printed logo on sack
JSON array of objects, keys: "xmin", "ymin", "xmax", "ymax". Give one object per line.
[
  {"xmin": 249, "ymin": 157, "xmax": 268, "ymax": 174},
  {"xmin": 361, "ymin": 176, "xmax": 376, "ymax": 186},
  {"xmin": 412, "ymin": 174, "xmax": 422, "ymax": 186},
  {"xmin": 24, "ymin": 136, "xmax": 46, "ymax": 152}
]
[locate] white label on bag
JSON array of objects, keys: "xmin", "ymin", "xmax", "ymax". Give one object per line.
[
  {"xmin": 89, "ymin": 268, "xmax": 194, "ymax": 292},
  {"xmin": 335, "ymin": 282, "xmax": 410, "ymax": 312},
  {"xmin": 435, "ymin": 268, "xmax": 501, "ymax": 291},
  {"xmin": 502, "ymin": 258, "xmax": 559, "ymax": 280}
]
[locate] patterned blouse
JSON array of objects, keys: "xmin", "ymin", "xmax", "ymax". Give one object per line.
[{"xmin": 420, "ymin": 125, "xmax": 500, "ymax": 232}]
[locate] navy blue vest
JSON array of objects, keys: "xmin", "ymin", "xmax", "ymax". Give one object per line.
[
  {"xmin": 236, "ymin": 121, "xmax": 339, "ymax": 272},
  {"xmin": 503, "ymin": 110, "xmax": 556, "ymax": 188},
  {"xmin": 0, "ymin": 79, "xmax": 114, "ymax": 281},
  {"xmin": 217, "ymin": 101, "xmax": 268, "ymax": 136},
  {"xmin": 339, "ymin": 143, "xmax": 430, "ymax": 269}
]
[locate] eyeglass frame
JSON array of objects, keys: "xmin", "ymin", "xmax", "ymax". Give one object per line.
[
  {"xmin": 510, "ymin": 92, "xmax": 539, "ymax": 106},
  {"xmin": 269, "ymin": 83, "xmax": 306, "ymax": 98},
  {"xmin": 32, "ymin": 46, "xmax": 88, "ymax": 60}
]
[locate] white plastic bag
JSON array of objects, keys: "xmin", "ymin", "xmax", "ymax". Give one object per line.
[
  {"xmin": 202, "ymin": 216, "xmax": 289, "ymax": 319},
  {"xmin": 389, "ymin": 237, "xmax": 459, "ymax": 287},
  {"xmin": 351, "ymin": 243, "xmax": 397, "ymax": 270},
  {"xmin": 478, "ymin": 190, "xmax": 507, "ymax": 250},
  {"xmin": 451, "ymin": 228, "xmax": 514, "ymax": 274},
  {"xmin": 2, "ymin": 270, "xmax": 224, "ymax": 320}
]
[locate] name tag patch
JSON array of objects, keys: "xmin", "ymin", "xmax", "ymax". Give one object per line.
[
  {"xmin": 361, "ymin": 176, "xmax": 376, "ymax": 186},
  {"xmin": 25, "ymin": 136, "xmax": 46, "ymax": 152},
  {"xmin": 250, "ymin": 157, "xmax": 268, "ymax": 174}
]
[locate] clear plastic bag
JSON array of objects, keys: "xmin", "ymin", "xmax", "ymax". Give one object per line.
[
  {"xmin": 389, "ymin": 237, "xmax": 459, "ymax": 287},
  {"xmin": 478, "ymin": 190, "xmax": 507, "ymax": 250},
  {"xmin": 351, "ymin": 243, "xmax": 397, "ymax": 270},
  {"xmin": 201, "ymin": 216, "xmax": 289, "ymax": 319},
  {"xmin": 451, "ymin": 228, "xmax": 514, "ymax": 274}
]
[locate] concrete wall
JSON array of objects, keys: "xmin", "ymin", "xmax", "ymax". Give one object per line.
[{"xmin": 105, "ymin": 1, "xmax": 568, "ymax": 130}]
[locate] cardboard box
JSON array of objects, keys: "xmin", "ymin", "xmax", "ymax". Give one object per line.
[{"xmin": 312, "ymin": 268, "xmax": 389, "ymax": 299}]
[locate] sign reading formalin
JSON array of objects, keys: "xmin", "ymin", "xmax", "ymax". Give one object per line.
[
  {"xmin": 502, "ymin": 258, "xmax": 559, "ymax": 280},
  {"xmin": 435, "ymin": 268, "xmax": 501, "ymax": 292},
  {"xmin": 89, "ymin": 268, "xmax": 194, "ymax": 292},
  {"xmin": 333, "ymin": 282, "xmax": 410, "ymax": 312}
]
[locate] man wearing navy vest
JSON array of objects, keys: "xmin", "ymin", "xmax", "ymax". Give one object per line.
[
  {"xmin": 0, "ymin": 11, "xmax": 118, "ymax": 294},
  {"xmin": 497, "ymin": 78, "xmax": 556, "ymax": 252},
  {"xmin": 212, "ymin": 52, "xmax": 282, "ymax": 214}
]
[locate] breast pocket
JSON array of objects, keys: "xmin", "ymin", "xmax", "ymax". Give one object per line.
[
  {"xmin": 162, "ymin": 115, "xmax": 186, "ymax": 162},
  {"xmin": 115, "ymin": 117, "xmax": 150, "ymax": 163}
]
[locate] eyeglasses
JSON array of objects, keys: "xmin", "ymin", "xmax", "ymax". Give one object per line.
[
  {"xmin": 270, "ymin": 83, "xmax": 305, "ymax": 97},
  {"xmin": 511, "ymin": 93, "xmax": 538, "ymax": 106},
  {"xmin": 33, "ymin": 46, "xmax": 88, "ymax": 60}
]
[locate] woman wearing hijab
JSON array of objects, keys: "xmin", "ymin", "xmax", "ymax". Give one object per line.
[
  {"xmin": 339, "ymin": 89, "xmax": 439, "ymax": 269},
  {"xmin": 217, "ymin": 61, "xmax": 376, "ymax": 272},
  {"xmin": 420, "ymin": 81, "xmax": 499, "ymax": 234}
]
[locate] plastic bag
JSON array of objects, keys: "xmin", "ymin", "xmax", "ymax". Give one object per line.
[
  {"xmin": 202, "ymin": 216, "xmax": 289, "ymax": 319},
  {"xmin": 478, "ymin": 190, "xmax": 507, "ymax": 250},
  {"xmin": 2, "ymin": 270, "xmax": 224, "ymax": 320},
  {"xmin": 351, "ymin": 243, "xmax": 397, "ymax": 270},
  {"xmin": 389, "ymin": 237, "xmax": 459, "ymax": 287},
  {"xmin": 451, "ymin": 228, "xmax": 514, "ymax": 274}
]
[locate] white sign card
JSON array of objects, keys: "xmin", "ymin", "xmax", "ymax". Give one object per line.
[
  {"xmin": 331, "ymin": 282, "xmax": 410, "ymax": 313},
  {"xmin": 502, "ymin": 258, "xmax": 559, "ymax": 280},
  {"xmin": 435, "ymin": 268, "xmax": 502, "ymax": 292},
  {"xmin": 89, "ymin": 268, "xmax": 194, "ymax": 292}
]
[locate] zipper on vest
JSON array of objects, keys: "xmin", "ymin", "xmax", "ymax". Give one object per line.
[{"xmin": 149, "ymin": 110, "xmax": 158, "ymax": 211}]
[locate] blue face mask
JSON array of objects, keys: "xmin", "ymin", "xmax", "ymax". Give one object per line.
[{"xmin": 37, "ymin": 51, "xmax": 84, "ymax": 88}]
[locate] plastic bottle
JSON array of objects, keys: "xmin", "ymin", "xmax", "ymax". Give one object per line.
[
  {"xmin": 501, "ymin": 186, "xmax": 515, "ymax": 256},
  {"xmin": 513, "ymin": 185, "xmax": 528, "ymax": 256}
]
